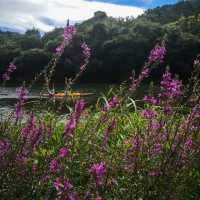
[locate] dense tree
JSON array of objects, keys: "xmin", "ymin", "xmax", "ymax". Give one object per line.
[
  {"xmin": 14, "ymin": 49, "xmax": 50, "ymax": 82},
  {"xmin": 138, "ymin": 0, "xmax": 200, "ymax": 24},
  {"xmin": 0, "ymin": 0, "xmax": 200, "ymax": 83}
]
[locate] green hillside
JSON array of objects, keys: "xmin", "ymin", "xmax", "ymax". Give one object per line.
[{"xmin": 0, "ymin": 0, "xmax": 200, "ymax": 83}]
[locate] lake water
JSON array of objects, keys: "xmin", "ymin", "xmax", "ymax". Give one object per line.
[{"xmin": 0, "ymin": 84, "xmax": 112, "ymax": 118}]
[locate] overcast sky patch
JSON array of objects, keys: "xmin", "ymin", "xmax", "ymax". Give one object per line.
[{"xmin": 0, "ymin": 0, "xmax": 144, "ymax": 32}]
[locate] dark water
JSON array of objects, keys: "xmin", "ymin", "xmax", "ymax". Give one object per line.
[{"xmin": 0, "ymin": 84, "xmax": 112, "ymax": 117}]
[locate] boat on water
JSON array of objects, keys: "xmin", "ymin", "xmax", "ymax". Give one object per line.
[
  {"xmin": 0, "ymin": 92, "xmax": 93, "ymax": 101},
  {"xmin": 43, "ymin": 92, "xmax": 94, "ymax": 98}
]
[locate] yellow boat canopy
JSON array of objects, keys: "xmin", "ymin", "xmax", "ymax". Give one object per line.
[{"xmin": 43, "ymin": 92, "xmax": 93, "ymax": 97}]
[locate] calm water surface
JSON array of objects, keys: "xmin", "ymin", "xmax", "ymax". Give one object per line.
[{"xmin": 0, "ymin": 84, "xmax": 112, "ymax": 117}]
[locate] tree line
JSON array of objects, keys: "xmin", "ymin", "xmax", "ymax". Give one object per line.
[{"xmin": 0, "ymin": 0, "xmax": 200, "ymax": 83}]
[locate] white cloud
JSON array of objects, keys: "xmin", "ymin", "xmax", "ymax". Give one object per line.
[{"xmin": 0, "ymin": 0, "xmax": 144, "ymax": 32}]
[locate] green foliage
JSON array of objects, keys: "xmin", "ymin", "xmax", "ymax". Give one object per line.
[
  {"xmin": 14, "ymin": 48, "xmax": 50, "ymax": 81},
  {"xmin": 1, "ymin": 89, "xmax": 200, "ymax": 199},
  {"xmin": 1, "ymin": 19, "xmax": 200, "ymax": 198},
  {"xmin": 139, "ymin": 0, "xmax": 200, "ymax": 24},
  {"xmin": 0, "ymin": 0, "xmax": 200, "ymax": 83}
]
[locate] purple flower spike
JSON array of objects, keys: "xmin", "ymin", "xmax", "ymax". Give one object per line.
[
  {"xmin": 59, "ymin": 147, "xmax": 69, "ymax": 158},
  {"xmin": 148, "ymin": 170, "xmax": 161, "ymax": 177},
  {"xmin": 55, "ymin": 25, "xmax": 76, "ymax": 56},
  {"xmin": 90, "ymin": 162, "xmax": 106, "ymax": 177},
  {"xmin": 184, "ymin": 138, "xmax": 193, "ymax": 151},
  {"xmin": 142, "ymin": 109, "xmax": 157, "ymax": 119},
  {"xmin": 63, "ymin": 178, "xmax": 73, "ymax": 192},
  {"xmin": 143, "ymin": 95, "xmax": 158, "ymax": 105},
  {"xmin": 2, "ymin": 73, "xmax": 10, "ymax": 81},
  {"xmin": 96, "ymin": 196, "xmax": 104, "ymax": 200},
  {"xmin": 50, "ymin": 159, "xmax": 60, "ymax": 173},
  {"xmin": 2, "ymin": 62, "xmax": 17, "ymax": 81},
  {"xmin": 151, "ymin": 143, "xmax": 163, "ymax": 157},
  {"xmin": 75, "ymin": 99, "xmax": 85, "ymax": 117},
  {"xmin": 149, "ymin": 43, "xmax": 166, "ymax": 64},
  {"xmin": 103, "ymin": 96, "xmax": 120, "ymax": 112},
  {"xmin": 56, "ymin": 43, "xmax": 65, "ymax": 56},
  {"xmin": 68, "ymin": 194, "xmax": 80, "ymax": 200},
  {"xmin": 130, "ymin": 42, "xmax": 166, "ymax": 91},
  {"xmin": 63, "ymin": 25, "xmax": 77, "ymax": 41},
  {"xmin": 80, "ymin": 42, "xmax": 91, "ymax": 71},
  {"xmin": 53, "ymin": 178, "xmax": 62, "ymax": 190},
  {"xmin": 64, "ymin": 99, "xmax": 85, "ymax": 138},
  {"xmin": 90, "ymin": 162, "xmax": 106, "ymax": 185},
  {"xmin": 160, "ymin": 69, "xmax": 182, "ymax": 100}
]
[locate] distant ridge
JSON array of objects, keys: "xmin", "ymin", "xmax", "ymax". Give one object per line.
[
  {"xmin": 138, "ymin": 0, "xmax": 200, "ymax": 24},
  {"xmin": 0, "ymin": 26, "xmax": 23, "ymax": 33}
]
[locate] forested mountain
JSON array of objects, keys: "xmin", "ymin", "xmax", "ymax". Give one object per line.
[
  {"xmin": 0, "ymin": 0, "xmax": 200, "ymax": 83},
  {"xmin": 139, "ymin": 0, "xmax": 200, "ymax": 24}
]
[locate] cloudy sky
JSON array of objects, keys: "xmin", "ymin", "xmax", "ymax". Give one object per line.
[{"xmin": 0, "ymin": 0, "xmax": 178, "ymax": 32}]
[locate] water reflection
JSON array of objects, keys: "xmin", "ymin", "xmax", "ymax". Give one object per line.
[{"xmin": 0, "ymin": 84, "xmax": 111, "ymax": 118}]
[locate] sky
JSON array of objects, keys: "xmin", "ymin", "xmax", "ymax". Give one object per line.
[
  {"xmin": 87, "ymin": 0, "xmax": 178, "ymax": 8},
  {"xmin": 0, "ymin": 0, "xmax": 178, "ymax": 33}
]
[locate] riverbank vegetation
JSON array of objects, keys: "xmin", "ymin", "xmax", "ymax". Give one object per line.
[
  {"xmin": 1, "ymin": 0, "xmax": 200, "ymax": 199},
  {"xmin": 1, "ymin": 22, "xmax": 200, "ymax": 199}
]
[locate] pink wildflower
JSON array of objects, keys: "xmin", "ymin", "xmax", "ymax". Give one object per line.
[
  {"xmin": 143, "ymin": 95, "xmax": 158, "ymax": 105},
  {"xmin": 80, "ymin": 42, "xmax": 91, "ymax": 71},
  {"xmin": 150, "ymin": 143, "xmax": 163, "ymax": 157},
  {"xmin": 63, "ymin": 178, "xmax": 73, "ymax": 192},
  {"xmin": 59, "ymin": 147, "xmax": 69, "ymax": 158},
  {"xmin": 54, "ymin": 178, "xmax": 62, "ymax": 190},
  {"xmin": 142, "ymin": 109, "xmax": 157, "ymax": 119},
  {"xmin": 96, "ymin": 196, "xmax": 104, "ymax": 200},
  {"xmin": 103, "ymin": 96, "xmax": 120, "ymax": 112},
  {"xmin": 148, "ymin": 170, "xmax": 161, "ymax": 177},
  {"xmin": 55, "ymin": 25, "xmax": 76, "ymax": 56},
  {"xmin": 50, "ymin": 159, "xmax": 60, "ymax": 173},
  {"xmin": 64, "ymin": 99, "xmax": 85, "ymax": 138},
  {"xmin": 90, "ymin": 162, "xmax": 106, "ymax": 185},
  {"xmin": 184, "ymin": 138, "xmax": 193, "ymax": 151},
  {"xmin": 160, "ymin": 69, "xmax": 182, "ymax": 100},
  {"xmin": 149, "ymin": 43, "xmax": 166, "ymax": 63},
  {"xmin": 2, "ymin": 62, "xmax": 17, "ymax": 81}
]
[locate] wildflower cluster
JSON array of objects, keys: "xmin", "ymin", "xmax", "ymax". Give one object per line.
[
  {"xmin": 130, "ymin": 42, "xmax": 166, "ymax": 91},
  {"xmin": 103, "ymin": 96, "xmax": 120, "ymax": 112},
  {"xmin": 2, "ymin": 62, "xmax": 16, "ymax": 81},
  {"xmin": 1, "ymin": 37, "xmax": 200, "ymax": 200},
  {"xmin": 149, "ymin": 42, "xmax": 166, "ymax": 64},
  {"xmin": 80, "ymin": 42, "xmax": 91, "ymax": 71},
  {"xmin": 56, "ymin": 25, "xmax": 77, "ymax": 56},
  {"xmin": 160, "ymin": 69, "xmax": 182, "ymax": 99},
  {"xmin": 64, "ymin": 99, "xmax": 85, "ymax": 138},
  {"xmin": 90, "ymin": 162, "xmax": 107, "ymax": 186}
]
